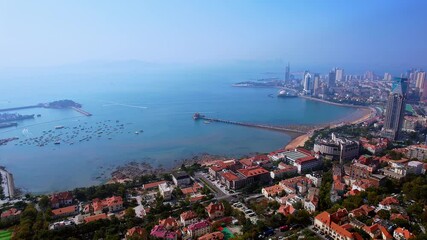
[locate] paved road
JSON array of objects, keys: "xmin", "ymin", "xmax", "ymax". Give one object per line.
[{"xmin": 194, "ymin": 172, "xmax": 228, "ymax": 197}]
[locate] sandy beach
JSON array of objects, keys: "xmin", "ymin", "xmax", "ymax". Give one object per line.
[{"xmin": 285, "ymin": 98, "xmax": 376, "ymax": 150}]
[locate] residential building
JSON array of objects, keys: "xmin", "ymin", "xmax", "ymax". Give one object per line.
[
  {"xmin": 382, "ymin": 77, "xmax": 408, "ymax": 140},
  {"xmin": 406, "ymin": 144, "xmax": 427, "ymax": 160},
  {"xmin": 150, "ymin": 225, "xmax": 177, "ymax": 240},
  {"xmin": 393, "ymin": 227, "xmax": 415, "ymax": 240},
  {"xmin": 261, "ymin": 184, "xmax": 284, "ymax": 199},
  {"xmin": 0, "ymin": 208, "xmax": 21, "ymax": 221},
  {"xmin": 278, "ymin": 204, "xmax": 296, "ymax": 216},
  {"xmin": 362, "ymin": 224, "xmax": 393, "ymax": 240},
  {"xmin": 205, "ymin": 202, "xmax": 224, "ymax": 220},
  {"xmin": 126, "ymin": 227, "xmax": 146, "ymax": 240},
  {"xmin": 171, "ymin": 171, "xmax": 191, "ymax": 186},
  {"xmin": 84, "ymin": 196, "xmax": 124, "ymax": 214},
  {"xmin": 159, "ymin": 182, "xmax": 173, "ymax": 200},
  {"xmin": 314, "ymin": 209, "xmax": 357, "ymax": 240},
  {"xmin": 159, "ymin": 217, "xmax": 179, "ymax": 230},
  {"xmin": 50, "ymin": 191, "xmax": 73, "ymax": 209},
  {"xmin": 314, "ymin": 133, "xmax": 359, "ymax": 163},
  {"xmin": 84, "ymin": 213, "xmax": 108, "ymax": 223},
  {"xmin": 180, "ymin": 210, "xmax": 198, "ymax": 227},
  {"xmin": 378, "ymin": 196, "xmax": 399, "ymax": 211},
  {"xmin": 270, "ymin": 165, "xmax": 297, "ymax": 179},
  {"xmin": 187, "ymin": 220, "xmax": 211, "ymax": 238},
  {"xmin": 198, "ymin": 231, "xmax": 224, "ymax": 240},
  {"xmin": 51, "ymin": 205, "xmax": 79, "ymax": 219}
]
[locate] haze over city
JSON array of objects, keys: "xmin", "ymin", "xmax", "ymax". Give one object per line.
[
  {"xmin": 1, "ymin": 0, "xmax": 427, "ymax": 73},
  {"xmin": 1, "ymin": 1, "xmax": 427, "ymax": 240}
]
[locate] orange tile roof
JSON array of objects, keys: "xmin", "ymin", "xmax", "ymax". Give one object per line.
[
  {"xmin": 395, "ymin": 227, "xmax": 415, "ymax": 239},
  {"xmin": 237, "ymin": 166, "xmax": 268, "ymax": 177},
  {"xmin": 51, "ymin": 205, "xmax": 78, "ymax": 216},
  {"xmin": 262, "ymin": 184, "xmax": 284, "ymax": 196},
  {"xmin": 331, "ymin": 222, "xmax": 353, "ymax": 239},
  {"xmin": 180, "ymin": 210, "xmax": 197, "ymax": 221},
  {"xmin": 221, "ymin": 171, "xmax": 239, "ymax": 181},
  {"xmin": 380, "ymin": 196, "xmax": 399, "ymax": 206},
  {"xmin": 84, "ymin": 213, "xmax": 108, "ymax": 223},
  {"xmin": 143, "ymin": 180, "xmax": 167, "ymax": 190},
  {"xmin": 182, "ymin": 187, "xmax": 196, "ymax": 195}
]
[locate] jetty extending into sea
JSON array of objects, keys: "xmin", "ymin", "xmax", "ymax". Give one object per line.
[{"xmin": 193, "ymin": 113, "xmax": 315, "ymax": 135}]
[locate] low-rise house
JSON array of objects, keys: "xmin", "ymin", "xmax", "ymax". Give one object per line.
[
  {"xmin": 198, "ymin": 231, "xmax": 224, "ymax": 240},
  {"xmin": 159, "ymin": 182, "xmax": 173, "ymax": 200},
  {"xmin": 143, "ymin": 180, "xmax": 167, "ymax": 191},
  {"xmin": 0, "ymin": 208, "xmax": 21, "ymax": 221},
  {"xmin": 187, "ymin": 220, "xmax": 211, "ymax": 238},
  {"xmin": 84, "ymin": 196, "xmax": 124, "ymax": 214},
  {"xmin": 314, "ymin": 209, "xmax": 357, "ymax": 240},
  {"xmin": 206, "ymin": 202, "xmax": 224, "ymax": 220},
  {"xmin": 349, "ymin": 205, "xmax": 375, "ymax": 218},
  {"xmin": 126, "ymin": 226, "xmax": 146, "ymax": 239},
  {"xmin": 378, "ymin": 196, "xmax": 399, "ymax": 211},
  {"xmin": 261, "ymin": 184, "xmax": 284, "ymax": 199},
  {"xmin": 180, "ymin": 210, "xmax": 198, "ymax": 227},
  {"xmin": 278, "ymin": 204, "xmax": 296, "ymax": 216},
  {"xmin": 362, "ymin": 224, "xmax": 393, "ymax": 240},
  {"xmin": 305, "ymin": 173, "xmax": 322, "ymax": 187},
  {"xmin": 393, "ymin": 227, "xmax": 415, "ymax": 240},
  {"xmin": 51, "ymin": 205, "xmax": 79, "ymax": 219},
  {"xmin": 159, "ymin": 216, "xmax": 179, "ymax": 230},
  {"xmin": 50, "ymin": 191, "xmax": 73, "ymax": 209},
  {"xmin": 84, "ymin": 213, "xmax": 108, "ymax": 223},
  {"xmin": 150, "ymin": 225, "xmax": 177, "ymax": 240},
  {"xmin": 279, "ymin": 176, "xmax": 312, "ymax": 195},
  {"xmin": 172, "ymin": 171, "xmax": 191, "ymax": 187}
]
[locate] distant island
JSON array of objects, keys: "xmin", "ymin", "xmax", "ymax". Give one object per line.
[{"xmin": 40, "ymin": 99, "xmax": 82, "ymax": 109}]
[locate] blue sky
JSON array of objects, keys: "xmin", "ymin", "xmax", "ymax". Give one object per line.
[{"xmin": 1, "ymin": 0, "xmax": 426, "ymax": 71}]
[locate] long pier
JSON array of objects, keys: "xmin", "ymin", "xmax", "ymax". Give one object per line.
[
  {"xmin": 72, "ymin": 107, "xmax": 92, "ymax": 116},
  {"xmin": 195, "ymin": 114, "xmax": 308, "ymax": 134}
]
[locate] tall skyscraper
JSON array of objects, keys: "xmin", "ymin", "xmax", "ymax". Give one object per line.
[
  {"xmin": 415, "ymin": 71, "xmax": 426, "ymax": 93},
  {"xmin": 285, "ymin": 62, "xmax": 290, "ymax": 83},
  {"xmin": 313, "ymin": 73, "xmax": 320, "ymax": 95},
  {"xmin": 328, "ymin": 69, "xmax": 336, "ymax": 88},
  {"xmin": 382, "ymin": 77, "xmax": 408, "ymax": 140},
  {"xmin": 335, "ymin": 68, "xmax": 344, "ymax": 82},
  {"xmin": 303, "ymin": 72, "xmax": 312, "ymax": 95}
]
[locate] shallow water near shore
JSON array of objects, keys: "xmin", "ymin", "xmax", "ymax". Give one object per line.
[{"xmin": 0, "ymin": 66, "xmax": 358, "ymax": 193}]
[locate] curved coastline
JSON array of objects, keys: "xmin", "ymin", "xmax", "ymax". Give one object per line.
[{"xmin": 285, "ymin": 96, "xmax": 376, "ymax": 150}]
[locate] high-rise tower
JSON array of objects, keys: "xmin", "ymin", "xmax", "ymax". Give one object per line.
[
  {"xmin": 285, "ymin": 62, "xmax": 290, "ymax": 83},
  {"xmin": 382, "ymin": 77, "xmax": 408, "ymax": 140}
]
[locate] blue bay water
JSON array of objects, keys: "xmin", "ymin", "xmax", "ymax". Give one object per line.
[{"xmin": 0, "ymin": 66, "xmax": 356, "ymax": 193}]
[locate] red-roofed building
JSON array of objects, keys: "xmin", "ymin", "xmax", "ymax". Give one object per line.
[
  {"xmin": 143, "ymin": 180, "xmax": 167, "ymax": 190},
  {"xmin": 379, "ymin": 196, "xmax": 399, "ymax": 210},
  {"xmin": 51, "ymin": 205, "xmax": 78, "ymax": 218},
  {"xmin": 270, "ymin": 164, "xmax": 297, "ymax": 179},
  {"xmin": 362, "ymin": 224, "xmax": 393, "ymax": 240},
  {"xmin": 391, "ymin": 213, "xmax": 410, "ymax": 221},
  {"xmin": 126, "ymin": 226, "xmax": 147, "ymax": 240},
  {"xmin": 84, "ymin": 196, "xmax": 124, "ymax": 214},
  {"xmin": 239, "ymin": 157, "xmax": 256, "ymax": 168},
  {"xmin": 262, "ymin": 184, "xmax": 284, "ymax": 198},
  {"xmin": 159, "ymin": 217, "xmax": 179, "ymax": 230},
  {"xmin": 0, "ymin": 208, "xmax": 21, "ymax": 220},
  {"xmin": 278, "ymin": 204, "xmax": 296, "ymax": 216},
  {"xmin": 208, "ymin": 160, "xmax": 239, "ymax": 178},
  {"xmin": 206, "ymin": 202, "xmax": 224, "ymax": 220},
  {"xmin": 198, "ymin": 231, "xmax": 224, "ymax": 240},
  {"xmin": 220, "ymin": 171, "xmax": 245, "ymax": 190},
  {"xmin": 349, "ymin": 205, "xmax": 375, "ymax": 218},
  {"xmin": 50, "ymin": 191, "xmax": 73, "ymax": 209},
  {"xmin": 394, "ymin": 227, "xmax": 415, "ymax": 240},
  {"xmin": 187, "ymin": 220, "xmax": 211, "ymax": 238},
  {"xmin": 150, "ymin": 225, "xmax": 177, "ymax": 240},
  {"xmin": 294, "ymin": 156, "xmax": 322, "ymax": 174},
  {"xmin": 180, "ymin": 210, "xmax": 198, "ymax": 227},
  {"xmin": 84, "ymin": 213, "xmax": 108, "ymax": 223},
  {"xmin": 314, "ymin": 209, "xmax": 356, "ymax": 240},
  {"xmin": 237, "ymin": 166, "xmax": 270, "ymax": 184}
]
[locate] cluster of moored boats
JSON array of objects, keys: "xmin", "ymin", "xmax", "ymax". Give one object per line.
[{"xmin": 15, "ymin": 120, "xmax": 143, "ymax": 147}]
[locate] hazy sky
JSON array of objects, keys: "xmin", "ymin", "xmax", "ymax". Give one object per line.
[{"xmin": 1, "ymin": 0, "xmax": 426, "ymax": 70}]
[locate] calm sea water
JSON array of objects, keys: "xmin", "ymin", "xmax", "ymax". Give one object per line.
[{"xmin": 0, "ymin": 65, "xmax": 356, "ymax": 193}]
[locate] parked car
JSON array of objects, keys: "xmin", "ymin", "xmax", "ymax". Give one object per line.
[{"xmin": 279, "ymin": 225, "xmax": 289, "ymax": 232}]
